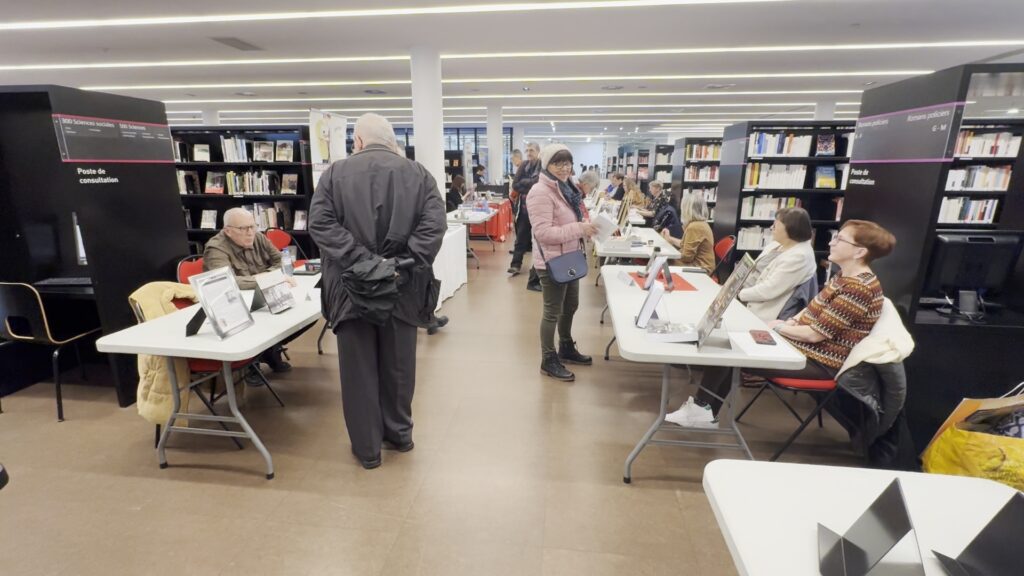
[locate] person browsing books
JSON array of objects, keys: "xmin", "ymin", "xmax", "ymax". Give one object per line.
[
  {"xmin": 667, "ymin": 219, "xmax": 895, "ymax": 428},
  {"xmin": 736, "ymin": 207, "xmax": 817, "ymax": 322},
  {"xmin": 203, "ymin": 207, "xmax": 298, "ymax": 372},
  {"xmin": 576, "ymin": 170, "xmax": 600, "ymax": 200},
  {"xmin": 660, "ymin": 192, "xmax": 715, "ymax": 274},
  {"xmin": 528, "ymin": 144, "xmax": 598, "ymax": 382}
]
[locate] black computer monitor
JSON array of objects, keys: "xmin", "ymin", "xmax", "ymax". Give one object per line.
[{"xmin": 923, "ymin": 231, "xmax": 1023, "ymax": 298}]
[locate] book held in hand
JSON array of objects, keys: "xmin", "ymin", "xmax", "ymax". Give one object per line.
[
  {"xmin": 254, "ymin": 141, "xmax": 275, "ymax": 162},
  {"xmin": 193, "ymin": 144, "xmax": 210, "ymax": 162},
  {"xmin": 275, "ymin": 140, "xmax": 294, "ymax": 162}
]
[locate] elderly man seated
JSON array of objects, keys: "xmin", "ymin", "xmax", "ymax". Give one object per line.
[{"xmin": 203, "ymin": 207, "xmax": 297, "ymax": 372}]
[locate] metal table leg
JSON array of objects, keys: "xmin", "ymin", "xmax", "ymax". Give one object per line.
[
  {"xmin": 604, "ymin": 336, "xmax": 616, "ymax": 361},
  {"xmin": 221, "ymin": 362, "xmax": 275, "ymax": 479},
  {"xmin": 465, "ymin": 232, "xmax": 481, "ymax": 269},
  {"xmin": 594, "ymin": 256, "xmax": 605, "ymax": 286},
  {"xmin": 600, "ymin": 304, "xmax": 608, "ymax": 324},
  {"xmin": 156, "ymin": 357, "xmax": 180, "ymax": 470}
]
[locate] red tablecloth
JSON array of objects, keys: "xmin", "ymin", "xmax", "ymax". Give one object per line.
[{"xmin": 468, "ymin": 199, "xmax": 513, "ymax": 242}]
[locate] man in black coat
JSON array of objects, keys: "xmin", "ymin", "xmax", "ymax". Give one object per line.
[
  {"xmin": 508, "ymin": 141, "xmax": 542, "ymax": 291},
  {"xmin": 309, "ymin": 113, "xmax": 446, "ymax": 469}
]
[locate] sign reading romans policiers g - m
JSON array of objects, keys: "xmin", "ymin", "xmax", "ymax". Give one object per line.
[
  {"xmin": 51, "ymin": 113, "xmax": 175, "ymax": 163},
  {"xmin": 851, "ymin": 101, "xmax": 966, "ymax": 164}
]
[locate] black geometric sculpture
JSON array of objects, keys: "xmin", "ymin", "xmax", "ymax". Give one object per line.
[
  {"xmin": 934, "ymin": 492, "xmax": 1024, "ymax": 576},
  {"xmin": 818, "ymin": 479, "xmax": 925, "ymax": 576}
]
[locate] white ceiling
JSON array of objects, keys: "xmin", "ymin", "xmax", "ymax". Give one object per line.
[{"xmin": 3, "ymin": 0, "xmax": 1024, "ymax": 141}]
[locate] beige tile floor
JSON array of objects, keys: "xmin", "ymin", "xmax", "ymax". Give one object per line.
[{"xmin": 0, "ymin": 236, "xmax": 862, "ymax": 575}]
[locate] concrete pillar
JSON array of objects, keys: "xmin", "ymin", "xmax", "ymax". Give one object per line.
[
  {"xmin": 410, "ymin": 46, "xmax": 445, "ymax": 192},
  {"xmin": 814, "ymin": 101, "xmax": 836, "ymax": 120},
  {"xmin": 486, "ymin": 105, "xmax": 504, "ymax": 183}
]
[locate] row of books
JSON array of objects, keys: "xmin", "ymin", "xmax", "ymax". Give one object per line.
[
  {"xmin": 681, "ymin": 187, "xmax": 718, "ymax": 203},
  {"xmin": 174, "ymin": 139, "xmax": 297, "ymax": 163},
  {"xmin": 745, "ymin": 163, "xmax": 807, "ymax": 189},
  {"xmin": 637, "ymin": 153, "xmax": 650, "ymax": 165},
  {"xmin": 747, "ymin": 132, "xmax": 848, "ymax": 157},
  {"xmin": 740, "ymin": 196, "xmax": 803, "ymax": 220},
  {"xmin": 684, "ymin": 165, "xmax": 718, "ymax": 182},
  {"xmin": 188, "ymin": 204, "xmax": 309, "ymax": 231},
  {"xmin": 654, "ymin": 152, "xmax": 672, "ymax": 165},
  {"xmin": 945, "ymin": 165, "xmax": 1013, "ymax": 192},
  {"xmin": 736, "ymin": 226, "xmax": 775, "ymax": 250},
  {"xmin": 953, "ymin": 130, "xmax": 1023, "ymax": 158},
  {"xmin": 177, "ymin": 169, "xmax": 299, "ymax": 195},
  {"xmin": 686, "ymin": 143, "xmax": 721, "ymax": 161},
  {"xmin": 938, "ymin": 197, "xmax": 1000, "ymax": 224},
  {"xmin": 653, "ymin": 169, "xmax": 672, "ymax": 184}
]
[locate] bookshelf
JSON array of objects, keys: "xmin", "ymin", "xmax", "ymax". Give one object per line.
[
  {"xmin": 714, "ymin": 121, "xmax": 854, "ymax": 282},
  {"xmin": 170, "ymin": 125, "xmax": 316, "ymax": 256},
  {"xmin": 651, "ymin": 144, "xmax": 674, "ymax": 192},
  {"xmin": 671, "ymin": 136, "xmax": 723, "ymax": 225},
  {"xmin": 443, "ymin": 149, "xmax": 479, "ymax": 189}
]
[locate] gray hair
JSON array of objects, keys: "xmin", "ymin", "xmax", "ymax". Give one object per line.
[
  {"xmin": 525, "ymin": 141, "xmax": 540, "ymax": 153},
  {"xmin": 223, "ymin": 207, "xmax": 254, "ymax": 227},
  {"xmin": 649, "ymin": 181, "xmax": 664, "ymax": 193},
  {"xmin": 680, "ymin": 191, "xmax": 709, "ymax": 226},
  {"xmin": 578, "ymin": 170, "xmax": 600, "ymax": 190},
  {"xmin": 354, "ymin": 112, "xmax": 397, "ymax": 149}
]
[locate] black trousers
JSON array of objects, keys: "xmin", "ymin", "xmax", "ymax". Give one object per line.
[
  {"xmin": 511, "ymin": 199, "xmax": 540, "ymax": 285},
  {"xmin": 335, "ymin": 316, "xmax": 418, "ymax": 461},
  {"xmin": 696, "ymin": 358, "xmax": 836, "ymax": 416}
]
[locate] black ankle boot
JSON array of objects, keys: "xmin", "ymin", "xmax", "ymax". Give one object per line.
[
  {"xmin": 558, "ymin": 340, "xmax": 593, "ymax": 365},
  {"xmin": 541, "ymin": 352, "xmax": 575, "ymax": 381}
]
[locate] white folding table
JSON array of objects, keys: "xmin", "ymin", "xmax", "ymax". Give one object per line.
[
  {"xmin": 602, "ymin": 265, "xmax": 805, "ymax": 483},
  {"xmin": 593, "ymin": 227, "xmax": 681, "ymax": 288},
  {"xmin": 703, "ymin": 459, "xmax": 1019, "ymax": 576},
  {"xmin": 95, "ymin": 275, "xmax": 322, "ymax": 479},
  {"xmin": 446, "ymin": 208, "xmax": 497, "ymax": 268}
]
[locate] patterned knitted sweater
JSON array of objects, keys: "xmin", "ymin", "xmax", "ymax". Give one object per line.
[{"xmin": 785, "ymin": 271, "xmax": 883, "ymax": 370}]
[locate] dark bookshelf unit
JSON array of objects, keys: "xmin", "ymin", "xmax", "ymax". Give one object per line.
[
  {"xmin": 715, "ymin": 121, "xmax": 854, "ymax": 282},
  {"xmin": 672, "ymin": 137, "xmax": 722, "ymax": 223},
  {"xmin": 841, "ymin": 63, "xmax": 1024, "ymax": 451},
  {"xmin": 443, "ymin": 149, "xmax": 472, "ymax": 190},
  {"xmin": 170, "ymin": 125, "xmax": 316, "ymax": 257},
  {"xmin": 651, "ymin": 144, "xmax": 674, "ymax": 194}
]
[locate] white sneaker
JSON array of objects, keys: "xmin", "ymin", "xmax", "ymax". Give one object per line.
[{"xmin": 666, "ymin": 397, "xmax": 718, "ymax": 428}]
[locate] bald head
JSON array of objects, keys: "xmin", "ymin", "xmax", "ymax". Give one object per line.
[
  {"xmin": 223, "ymin": 207, "xmax": 257, "ymax": 248},
  {"xmin": 353, "ymin": 113, "xmax": 397, "ymax": 152}
]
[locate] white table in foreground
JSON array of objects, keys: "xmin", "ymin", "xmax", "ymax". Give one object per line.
[
  {"xmin": 433, "ymin": 225, "xmax": 469, "ymax": 310},
  {"xmin": 703, "ymin": 459, "xmax": 1018, "ymax": 576},
  {"xmin": 594, "ymin": 227, "xmax": 681, "ymax": 260},
  {"xmin": 96, "ymin": 275, "xmax": 322, "ymax": 479},
  {"xmin": 446, "ymin": 208, "xmax": 497, "ymax": 268},
  {"xmin": 602, "ymin": 265, "xmax": 805, "ymax": 482}
]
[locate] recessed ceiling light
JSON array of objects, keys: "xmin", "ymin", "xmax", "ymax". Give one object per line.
[
  {"xmin": 863, "ymin": 81, "xmax": 876, "ymax": 86},
  {"xmin": 364, "ymin": 89, "xmax": 387, "ymax": 94},
  {"xmin": 235, "ymin": 91, "xmax": 257, "ymax": 96},
  {"xmin": 522, "ymin": 86, "xmax": 531, "ymax": 92},
  {"xmin": 619, "ymin": 126, "xmax": 623, "ymax": 130},
  {"xmin": 602, "ymin": 85, "xmax": 624, "ymax": 91}
]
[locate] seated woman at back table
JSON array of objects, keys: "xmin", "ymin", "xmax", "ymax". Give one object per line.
[
  {"xmin": 737, "ymin": 207, "xmax": 817, "ymax": 322},
  {"xmin": 622, "ymin": 177, "xmax": 646, "ymax": 210},
  {"xmin": 667, "ymin": 219, "xmax": 896, "ymax": 428},
  {"xmin": 660, "ymin": 192, "xmax": 715, "ymax": 275},
  {"xmin": 635, "ymin": 181, "xmax": 670, "ymax": 225}
]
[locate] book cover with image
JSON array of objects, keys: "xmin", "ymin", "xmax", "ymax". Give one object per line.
[
  {"xmin": 193, "ymin": 144, "xmax": 210, "ymax": 162},
  {"xmin": 281, "ymin": 173, "xmax": 299, "ymax": 195},
  {"xmin": 815, "ymin": 166, "xmax": 837, "ymax": 189},
  {"xmin": 254, "ymin": 141, "xmax": 275, "ymax": 162},
  {"xmin": 275, "ymin": 140, "xmax": 294, "ymax": 162},
  {"xmin": 205, "ymin": 172, "xmax": 226, "ymax": 194},
  {"xmin": 815, "ymin": 134, "xmax": 836, "ymax": 156}
]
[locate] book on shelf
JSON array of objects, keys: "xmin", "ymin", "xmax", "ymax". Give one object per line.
[
  {"xmin": 839, "ymin": 164, "xmax": 850, "ymax": 190},
  {"xmin": 737, "ymin": 226, "xmax": 774, "ymax": 250},
  {"xmin": 945, "ymin": 165, "xmax": 1012, "ymax": 192},
  {"xmin": 274, "ymin": 201, "xmax": 294, "ymax": 230},
  {"xmin": 294, "ymin": 210, "xmax": 308, "ymax": 231},
  {"xmin": 655, "ymin": 152, "xmax": 672, "ymax": 165},
  {"xmin": 176, "ymin": 170, "xmax": 188, "ymax": 195},
  {"xmin": 954, "ymin": 130, "xmax": 1023, "ymax": 158},
  {"xmin": 193, "ymin": 144, "xmax": 210, "ymax": 162},
  {"xmin": 684, "ymin": 164, "xmax": 718, "ymax": 182},
  {"xmin": 182, "ymin": 207, "xmax": 192, "ymax": 229},
  {"xmin": 226, "ymin": 170, "xmax": 280, "ymax": 195},
  {"xmin": 654, "ymin": 170, "xmax": 672, "ymax": 184},
  {"xmin": 204, "ymin": 172, "xmax": 226, "ymax": 194},
  {"xmin": 199, "ymin": 209, "xmax": 218, "ymax": 230},
  {"xmin": 834, "ymin": 198, "xmax": 845, "ymax": 221},
  {"xmin": 637, "ymin": 167, "xmax": 649, "ymax": 180},
  {"xmin": 281, "ymin": 173, "xmax": 299, "ymax": 195},
  {"xmin": 253, "ymin": 141, "xmax": 275, "ymax": 162},
  {"xmin": 938, "ymin": 197, "xmax": 999, "ymax": 224},
  {"xmin": 275, "ymin": 140, "xmax": 294, "ymax": 162},
  {"xmin": 814, "ymin": 165, "xmax": 837, "ymax": 189},
  {"xmin": 682, "ymin": 187, "xmax": 717, "ymax": 203},
  {"xmin": 740, "ymin": 195, "xmax": 802, "ymax": 220},
  {"xmin": 686, "ymin": 143, "xmax": 721, "ymax": 161},
  {"xmin": 219, "ymin": 136, "xmax": 251, "ymax": 162},
  {"xmin": 747, "ymin": 132, "xmax": 813, "ymax": 157},
  {"xmin": 815, "ymin": 134, "xmax": 836, "ymax": 156},
  {"xmin": 744, "ymin": 163, "xmax": 807, "ymax": 189}
]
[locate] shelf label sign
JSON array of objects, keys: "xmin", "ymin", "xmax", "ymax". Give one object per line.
[
  {"xmin": 851, "ymin": 101, "xmax": 965, "ymax": 164},
  {"xmin": 51, "ymin": 113, "xmax": 175, "ymax": 163}
]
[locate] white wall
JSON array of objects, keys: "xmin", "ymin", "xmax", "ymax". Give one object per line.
[{"xmin": 563, "ymin": 142, "xmax": 604, "ymax": 171}]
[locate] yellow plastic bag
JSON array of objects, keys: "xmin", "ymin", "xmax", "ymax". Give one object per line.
[{"xmin": 922, "ymin": 384, "xmax": 1024, "ymax": 491}]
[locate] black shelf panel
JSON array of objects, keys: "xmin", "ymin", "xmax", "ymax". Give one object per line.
[
  {"xmin": 685, "ymin": 159, "xmax": 721, "ymax": 164},
  {"xmin": 746, "ymin": 156, "xmax": 851, "ymax": 163},
  {"xmin": 934, "ymin": 222, "xmax": 999, "ymax": 229},
  {"xmin": 739, "ymin": 219, "xmax": 840, "ymax": 227},
  {"xmin": 741, "ymin": 188, "xmax": 845, "ymax": 196},
  {"xmin": 951, "ymin": 156, "xmax": 1019, "ymax": 163},
  {"xmin": 177, "ymin": 162, "xmax": 307, "ymax": 168},
  {"xmin": 942, "ymin": 190, "xmax": 1008, "ymax": 196},
  {"xmin": 180, "ymin": 194, "xmax": 306, "ymax": 201},
  {"xmin": 683, "ymin": 180, "xmax": 719, "ymax": 185}
]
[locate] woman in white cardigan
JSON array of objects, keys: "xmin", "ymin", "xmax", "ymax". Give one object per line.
[{"xmin": 737, "ymin": 207, "xmax": 817, "ymax": 321}]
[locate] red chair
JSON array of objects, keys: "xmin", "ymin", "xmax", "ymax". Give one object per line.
[
  {"xmin": 710, "ymin": 235, "xmax": 736, "ymax": 283},
  {"xmin": 265, "ymin": 228, "xmax": 308, "ymax": 270},
  {"xmin": 177, "ymin": 255, "xmax": 204, "ymax": 284}
]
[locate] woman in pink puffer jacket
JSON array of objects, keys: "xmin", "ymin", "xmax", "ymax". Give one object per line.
[{"xmin": 526, "ymin": 144, "xmax": 598, "ymax": 382}]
